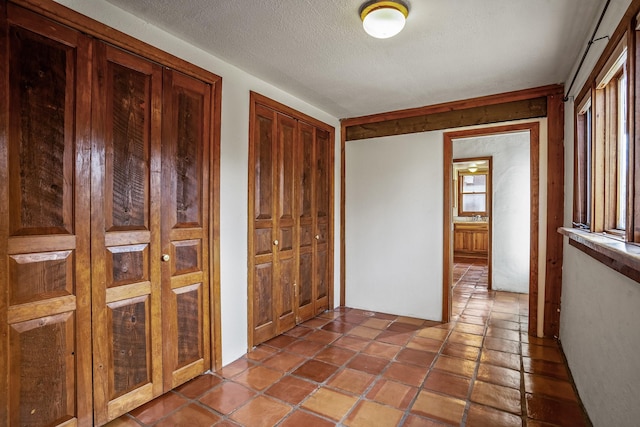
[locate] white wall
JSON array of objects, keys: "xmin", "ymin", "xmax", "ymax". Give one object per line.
[
  {"xmin": 345, "ymin": 121, "xmax": 546, "ymax": 321},
  {"xmin": 454, "ymin": 133, "xmax": 530, "ymax": 293},
  {"xmin": 345, "ymin": 132, "xmax": 444, "ymax": 320},
  {"xmin": 560, "ymin": 1, "xmax": 640, "ymax": 426},
  {"xmin": 561, "ymin": 247, "xmax": 640, "ymax": 427},
  {"xmin": 55, "ymin": 0, "xmax": 342, "ymax": 366}
]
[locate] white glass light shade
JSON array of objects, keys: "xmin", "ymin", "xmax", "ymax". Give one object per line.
[{"xmin": 361, "ymin": 2, "xmax": 408, "ymax": 39}]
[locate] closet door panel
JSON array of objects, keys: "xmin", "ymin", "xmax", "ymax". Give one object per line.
[
  {"xmin": 250, "ymin": 105, "xmax": 277, "ymax": 344},
  {"xmin": 9, "ymin": 313, "xmax": 76, "ymax": 427},
  {"xmin": 161, "ymin": 69, "xmax": 211, "ymax": 390},
  {"xmin": 275, "ymin": 114, "xmax": 296, "ymax": 332},
  {"xmin": 91, "ymin": 42, "xmax": 163, "ymax": 425},
  {"xmin": 1, "ymin": 5, "xmax": 92, "ymax": 426},
  {"xmin": 249, "ymin": 94, "xmax": 333, "ymax": 345},
  {"xmin": 314, "ymin": 129, "xmax": 330, "ymax": 311},
  {"xmin": 296, "ymin": 122, "xmax": 315, "ymax": 321}
]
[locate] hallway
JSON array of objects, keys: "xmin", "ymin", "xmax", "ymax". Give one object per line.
[{"xmin": 109, "ymin": 260, "xmax": 590, "ymax": 426}]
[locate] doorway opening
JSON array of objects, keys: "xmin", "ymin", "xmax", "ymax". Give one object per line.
[
  {"xmin": 443, "ymin": 122, "xmax": 541, "ymax": 336},
  {"xmin": 452, "ymin": 156, "xmax": 492, "ymax": 289}
]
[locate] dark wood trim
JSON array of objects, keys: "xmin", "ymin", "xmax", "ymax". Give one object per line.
[
  {"xmin": 633, "ymin": 24, "xmax": 640, "ymax": 242},
  {"xmin": 443, "ymin": 123, "xmax": 541, "ymax": 335},
  {"xmin": 345, "ymin": 97, "xmax": 547, "ymax": 141},
  {"xmin": 246, "ymin": 94, "xmax": 257, "ymax": 350},
  {"xmin": 210, "ymin": 79, "xmax": 223, "ymax": 370},
  {"xmin": 560, "ymin": 227, "xmax": 640, "ymax": 284},
  {"xmin": 0, "ymin": 4, "xmax": 10, "ymax": 424},
  {"xmin": 340, "ymin": 126, "xmax": 346, "ymax": 306},
  {"xmin": 544, "ymin": 94, "xmax": 565, "ymax": 338},
  {"xmin": 10, "ymin": 0, "xmax": 222, "ymax": 85},
  {"xmin": 529, "ymin": 124, "xmax": 541, "ymax": 337},
  {"xmin": 569, "ymin": 239, "xmax": 640, "ymax": 283},
  {"xmin": 342, "ymin": 84, "xmax": 563, "ymax": 127},
  {"xmin": 328, "ymin": 124, "xmax": 337, "ymax": 313},
  {"xmin": 442, "ymin": 138, "xmax": 453, "ymax": 323}
]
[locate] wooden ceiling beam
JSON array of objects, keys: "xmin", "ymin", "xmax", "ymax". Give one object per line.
[{"xmin": 345, "ymin": 97, "xmax": 548, "ymax": 141}]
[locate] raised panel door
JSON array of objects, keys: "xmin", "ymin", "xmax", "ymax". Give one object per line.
[
  {"xmin": 91, "ymin": 42, "xmax": 163, "ymax": 425},
  {"xmin": 161, "ymin": 69, "xmax": 211, "ymax": 390},
  {"xmin": 0, "ymin": 5, "xmax": 92, "ymax": 426},
  {"xmin": 249, "ymin": 102, "xmax": 297, "ymax": 345},
  {"xmin": 296, "ymin": 122, "xmax": 315, "ymax": 322},
  {"xmin": 275, "ymin": 114, "xmax": 296, "ymax": 333},
  {"xmin": 313, "ymin": 129, "xmax": 331, "ymax": 313},
  {"xmin": 251, "ymin": 104, "xmax": 277, "ymax": 345}
]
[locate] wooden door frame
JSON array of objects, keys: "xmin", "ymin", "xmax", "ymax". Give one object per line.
[
  {"xmin": 452, "ymin": 155, "xmax": 493, "ymax": 289},
  {"xmin": 341, "ymin": 85, "xmax": 564, "ymax": 337},
  {"xmin": 444, "ymin": 124, "xmax": 539, "ymax": 334}
]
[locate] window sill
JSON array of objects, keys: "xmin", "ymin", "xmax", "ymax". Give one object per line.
[{"xmin": 558, "ymin": 227, "xmax": 640, "ymax": 283}]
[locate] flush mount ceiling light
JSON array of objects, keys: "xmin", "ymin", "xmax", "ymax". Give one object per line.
[
  {"xmin": 360, "ymin": 1, "xmax": 409, "ymax": 39},
  {"xmin": 468, "ymin": 163, "xmax": 478, "ymax": 173}
]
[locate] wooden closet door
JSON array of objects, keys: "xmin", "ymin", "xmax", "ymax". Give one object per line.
[
  {"xmin": 296, "ymin": 124, "xmax": 330, "ymax": 319},
  {"xmin": 160, "ymin": 70, "xmax": 211, "ymax": 391},
  {"xmin": 250, "ymin": 105, "xmax": 296, "ymax": 345},
  {"xmin": 274, "ymin": 113, "xmax": 297, "ymax": 335},
  {"xmin": 251, "ymin": 104, "xmax": 277, "ymax": 345},
  {"xmin": 314, "ymin": 129, "xmax": 331, "ymax": 312},
  {"xmin": 296, "ymin": 122, "xmax": 315, "ymax": 322},
  {"xmin": 91, "ymin": 42, "xmax": 163, "ymax": 425},
  {"xmin": 0, "ymin": 5, "xmax": 92, "ymax": 426}
]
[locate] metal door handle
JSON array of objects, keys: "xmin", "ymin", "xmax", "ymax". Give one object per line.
[
  {"xmin": 161, "ymin": 254, "xmax": 170, "ymax": 262},
  {"xmin": 315, "ymin": 235, "xmax": 320, "ymax": 240},
  {"xmin": 273, "ymin": 240, "xmax": 279, "ymax": 246}
]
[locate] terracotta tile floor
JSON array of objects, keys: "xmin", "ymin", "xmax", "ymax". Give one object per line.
[{"xmin": 108, "ymin": 259, "xmax": 591, "ymax": 427}]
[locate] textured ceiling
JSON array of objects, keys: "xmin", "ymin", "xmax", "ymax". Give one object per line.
[{"xmin": 103, "ymin": 0, "xmax": 605, "ymax": 118}]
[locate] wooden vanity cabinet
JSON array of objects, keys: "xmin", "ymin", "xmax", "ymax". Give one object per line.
[{"xmin": 453, "ymin": 223, "xmax": 488, "ymax": 257}]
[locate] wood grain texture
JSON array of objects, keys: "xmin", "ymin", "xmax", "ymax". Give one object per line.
[
  {"xmin": 161, "ymin": 69, "xmax": 211, "ymax": 392},
  {"xmin": 248, "ymin": 93, "xmax": 334, "ymax": 346},
  {"xmin": 544, "ymin": 94, "xmax": 565, "ymax": 338},
  {"xmin": 3, "ymin": 1, "xmax": 223, "ymax": 423},
  {"xmin": 345, "ymin": 98, "xmax": 548, "ymax": 141},
  {"xmin": 208, "ymin": 78, "xmax": 222, "ymax": 370},
  {"xmin": 10, "ymin": 312, "xmax": 76, "ymax": 427},
  {"xmin": 2, "ymin": 5, "xmax": 93, "ymax": 426},
  {"xmin": 0, "ymin": 5, "xmax": 10, "ymax": 422},
  {"xmin": 11, "ymin": 0, "xmax": 222, "ymax": 86},
  {"xmin": 632, "ymin": 28, "xmax": 640, "ymax": 242},
  {"xmin": 342, "ymin": 84, "xmax": 563, "ymax": 127},
  {"xmin": 91, "ymin": 41, "xmax": 163, "ymax": 425}
]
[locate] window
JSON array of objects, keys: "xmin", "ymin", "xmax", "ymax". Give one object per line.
[
  {"xmin": 574, "ymin": 97, "xmax": 592, "ymax": 229},
  {"xmin": 565, "ymin": 13, "xmax": 640, "ymax": 283},
  {"xmin": 573, "ymin": 36, "xmax": 629, "ymax": 240},
  {"xmin": 616, "ymin": 71, "xmax": 628, "ymax": 231},
  {"xmin": 458, "ymin": 172, "xmax": 487, "ymax": 216}
]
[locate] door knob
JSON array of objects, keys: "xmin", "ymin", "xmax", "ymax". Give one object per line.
[
  {"xmin": 273, "ymin": 240, "xmax": 279, "ymax": 246},
  {"xmin": 161, "ymin": 254, "xmax": 170, "ymax": 262},
  {"xmin": 315, "ymin": 235, "xmax": 320, "ymax": 240}
]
